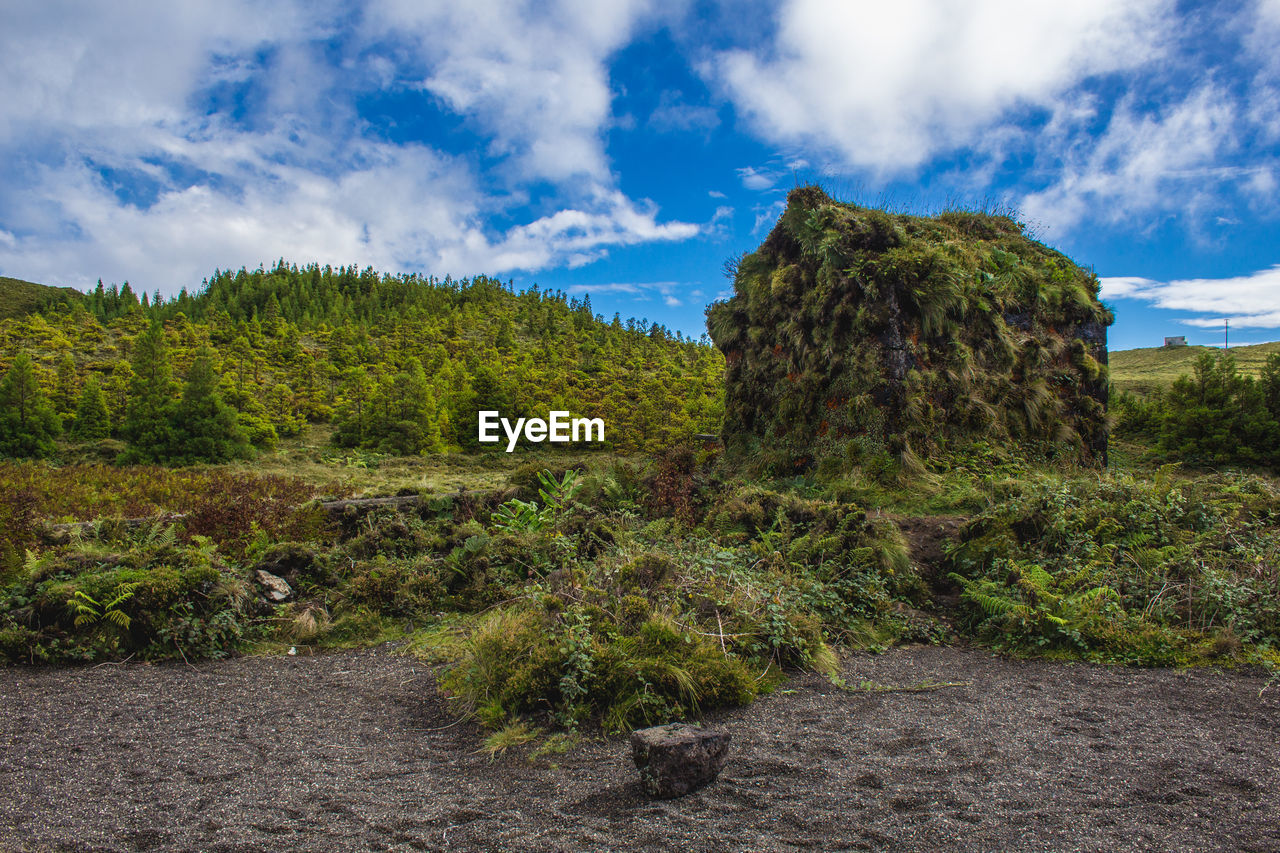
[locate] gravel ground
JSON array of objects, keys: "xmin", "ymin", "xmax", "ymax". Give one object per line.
[{"xmin": 2, "ymin": 645, "xmax": 1278, "ymax": 852}]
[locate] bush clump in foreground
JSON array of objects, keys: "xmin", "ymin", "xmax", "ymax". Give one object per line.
[
  {"xmin": 0, "ymin": 463, "xmax": 340, "ymax": 662},
  {"xmin": 0, "ymin": 522, "xmax": 257, "ymax": 663},
  {"xmin": 10, "ymin": 451, "xmax": 1279, "ymax": 735},
  {"xmin": 947, "ymin": 468, "xmax": 1280, "ymax": 665},
  {"xmin": 437, "ymin": 472, "xmax": 929, "ymax": 733}
]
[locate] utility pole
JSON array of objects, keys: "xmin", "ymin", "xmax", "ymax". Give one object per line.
[{"xmin": 1225, "ymin": 318, "xmax": 1229, "ymax": 351}]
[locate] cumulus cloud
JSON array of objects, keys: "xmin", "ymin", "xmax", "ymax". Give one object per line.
[
  {"xmin": 474, "ymin": 190, "xmax": 698, "ymax": 271},
  {"xmin": 0, "ymin": 146, "xmax": 697, "ymax": 291},
  {"xmin": 367, "ymin": 0, "xmax": 655, "ymax": 184},
  {"xmin": 710, "ymin": 0, "xmax": 1171, "ymax": 173},
  {"xmin": 0, "ymin": 1, "xmax": 698, "ymax": 295},
  {"xmin": 1100, "ymin": 264, "xmax": 1280, "ymax": 328}
]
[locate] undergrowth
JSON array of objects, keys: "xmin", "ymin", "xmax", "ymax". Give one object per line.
[
  {"xmin": 947, "ymin": 466, "xmax": 1280, "ymax": 665},
  {"xmin": 4, "ymin": 452, "xmax": 1280, "ymax": 736}
]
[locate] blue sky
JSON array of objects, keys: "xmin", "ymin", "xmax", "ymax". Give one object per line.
[{"xmin": 1, "ymin": 0, "xmax": 1278, "ymax": 351}]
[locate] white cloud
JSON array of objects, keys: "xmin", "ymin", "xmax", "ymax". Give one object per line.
[
  {"xmin": 1181, "ymin": 313, "xmax": 1280, "ymax": 329},
  {"xmin": 1250, "ymin": 0, "xmax": 1280, "ymax": 74},
  {"xmin": 566, "ymin": 279, "xmax": 687, "ymax": 306},
  {"xmin": 710, "ymin": 0, "xmax": 1171, "ymax": 173},
  {"xmin": 737, "ymin": 166, "xmax": 777, "ymax": 191},
  {"xmin": 0, "ymin": 2, "xmax": 308, "ymax": 144},
  {"xmin": 1247, "ymin": 0, "xmax": 1280, "ymax": 143},
  {"xmin": 368, "ymin": 0, "xmax": 655, "ymax": 184},
  {"xmin": 0, "ymin": 1, "xmax": 700, "ymax": 296},
  {"xmin": 1100, "ymin": 264, "xmax": 1280, "ymax": 328},
  {"xmin": 473, "ymin": 190, "xmax": 698, "ymax": 272},
  {"xmin": 0, "ymin": 147, "xmax": 697, "ymax": 290},
  {"xmin": 1020, "ymin": 86, "xmax": 1251, "ymax": 232},
  {"xmin": 752, "ymin": 199, "xmax": 787, "ymax": 234},
  {"xmin": 702, "ymin": 204, "xmax": 735, "ymax": 240}
]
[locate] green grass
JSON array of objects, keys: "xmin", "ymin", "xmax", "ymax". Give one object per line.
[
  {"xmin": 1110, "ymin": 341, "xmax": 1280, "ymax": 396},
  {"xmin": 0, "ymin": 276, "xmax": 82, "ymax": 320},
  {"xmin": 231, "ymin": 423, "xmax": 633, "ymax": 498}
]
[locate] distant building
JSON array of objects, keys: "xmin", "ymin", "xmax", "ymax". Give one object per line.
[{"xmin": 1164, "ymin": 336, "xmax": 1187, "ymax": 347}]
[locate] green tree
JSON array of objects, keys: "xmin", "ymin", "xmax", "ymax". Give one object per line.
[
  {"xmin": 103, "ymin": 361, "xmax": 134, "ymax": 428},
  {"xmin": 168, "ymin": 347, "xmax": 252, "ymax": 463},
  {"xmin": 333, "ymin": 366, "xmax": 373, "ymax": 447},
  {"xmin": 1261, "ymin": 353, "xmax": 1280, "ymax": 419},
  {"xmin": 71, "ymin": 375, "xmax": 111, "ymax": 440},
  {"xmin": 369, "ymin": 358, "xmax": 442, "ymax": 455},
  {"xmin": 0, "ymin": 353, "xmax": 62, "ymax": 457},
  {"xmin": 454, "ymin": 365, "xmax": 514, "ymax": 449},
  {"xmin": 1159, "ymin": 352, "xmax": 1280, "ymax": 468},
  {"xmin": 53, "ymin": 352, "xmax": 78, "ymax": 416},
  {"xmin": 120, "ymin": 323, "xmax": 176, "ymax": 463}
]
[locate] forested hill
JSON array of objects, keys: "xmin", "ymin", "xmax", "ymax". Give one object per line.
[
  {"xmin": 0, "ymin": 276, "xmax": 82, "ymax": 320},
  {"xmin": 0, "ymin": 263, "xmax": 724, "ymax": 457}
]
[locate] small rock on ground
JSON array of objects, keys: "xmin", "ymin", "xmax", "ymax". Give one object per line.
[{"xmin": 631, "ymin": 722, "xmax": 731, "ymax": 798}]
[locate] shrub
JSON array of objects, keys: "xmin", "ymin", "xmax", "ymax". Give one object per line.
[
  {"xmin": 440, "ymin": 602, "xmax": 757, "ymax": 732},
  {"xmin": 0, "ymin": 529, "xmax": 256, "ymax": 663},
  {"xmin": 1156, "ymin": 352, "xmax": 1280, "ymax": 469},
  {"xmin": 435, "ymin": 479, "xmax": 926, "ymax": 732},
  {"xmin": 947, "ymin": 471, "xmax": 1280, "ymax": 662}
]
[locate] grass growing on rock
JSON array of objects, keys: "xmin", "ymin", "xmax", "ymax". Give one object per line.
[{"xmin": 708, "ymin": 186, "xmax": 1112, "ymax": 478}]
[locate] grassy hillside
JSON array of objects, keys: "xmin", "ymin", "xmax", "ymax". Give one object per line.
[
  {"xmin": 0, "ymin": 276, "xmax": 82, "ymax": 320},
  {"xmin": 1110, "ymin": 340, "xmax": 1280, "ymax": 396}
]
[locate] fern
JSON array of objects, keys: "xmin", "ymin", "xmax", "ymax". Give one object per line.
[
  {"xmin": 950, "ymin": 574, "xmax": 1031, "ymax": 618},
  {"xmin": 69, "ymin": 581, "xmax": 142, "ymax": 631},
  {"xmin": 139, "ymin": 519, "xmax": 176, "ymax": 549}
]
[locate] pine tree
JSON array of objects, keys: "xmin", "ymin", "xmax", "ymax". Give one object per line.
[
  {"xmin": 120, "ymin": 323, "xmax": 176, "ymax": 463},
  {"xmin": 333, "ymin": 366, "xmax": 373, "ymax": 447},
  {"xmin": 103, "ymin": 361, "xmax": 134, "ymax": 428},
  {"xmin": 455, "ymin": 365, "xmax": 513, "ymax": 449},
  {"xmin": 53, "ymin": 352, "xmax": 78, "ymax": 416},
  {"xmin": 263, "ymin": 293, "xmax": 283, "ymax": 336},
  {"xmin": 1159, "ymin": 352, "xmax": 1280, "ymax": 468},
  {"xmin": 371, "ymin": 358, "xmax": 441, "ymax": 455},
  {"xmin": 169, "ymin": 348, "xmax": 252, "ymax": 463},
  {"xmin": 0, "ymin": 353, "xmax": 62, "ymax": 458},
  {"xmin": 1262, "ymin": 353, "xmax": 1280, "ymax": 419},
  {"xmin": 71, "ymin": 375, "xmax": 111, "ymax": 440}
]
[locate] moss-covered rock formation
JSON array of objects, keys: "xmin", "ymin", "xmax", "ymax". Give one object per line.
[{"xmin": 707, "ymin": 186, "xmax": 1111, "ymax": 474}]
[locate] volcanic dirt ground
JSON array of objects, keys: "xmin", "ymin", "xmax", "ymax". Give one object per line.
[{"xmin": 3, "ymin": 645, "xmax": 1278, "ymax": 853}]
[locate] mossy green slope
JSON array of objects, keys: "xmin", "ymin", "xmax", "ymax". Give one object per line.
[
  {"xmin": 0, "ymin": 276, "xmax": 82, "ymax": 320},
  {"xmin": 1110, "ymin": 341, "xmax": 1280, "ymax": 397},
  {"xmin": 707, "ymin": 186, "xmax": 1112, "ymax": 474}
]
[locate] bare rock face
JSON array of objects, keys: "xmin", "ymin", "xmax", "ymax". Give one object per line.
[
  {"xmin": 631, "ymin": 723, "xmax": 731, "ymax": 798},
  {"xmin": 255, "ymin": 569, "xmax": 293, "ymax": 603}
]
